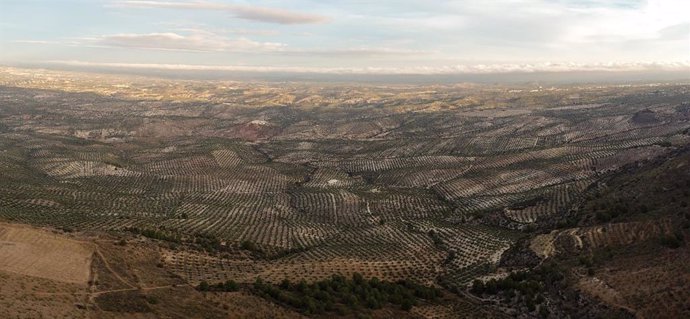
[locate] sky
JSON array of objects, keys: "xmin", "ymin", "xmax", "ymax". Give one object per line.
[{"xmin": 0, "ymin": 0, "xmax": 689, "ymax": 75}]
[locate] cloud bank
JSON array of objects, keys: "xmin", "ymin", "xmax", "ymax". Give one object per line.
[
  {"xmin": 94, "ymin": 32, "xmax": 285, "ymax": 52},
  {"xmin": 20, "ymin": 30, "xmax": 430, "ymax": 57},
  {"xmin": 109, "ymin": 0, "xmax": 330, "ymax": 24},
  {"xmin": 44, "ymin": 60, "xmax": 690, "ymax": 75}
]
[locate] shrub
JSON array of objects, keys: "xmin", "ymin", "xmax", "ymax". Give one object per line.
[
  {"xmin": 400, "ymin": 299, "xmax": 413, "ymax": 311},
  {"xmin": 250, "ymin": 272, "xmax": 439, "ymax": 314},
  {"xmin": 471, "ymin": 279, "xmax": 485, "ymax": 294},
  {"xmin": 240, "ymin": 240, "xmax": 257, "ymax": 251},
  {"xmin": 145, "ymin": 295, "xmax": 159, "ymax": 304},
  {"xmin": 660, "ymin": 233, "xmax": 683, "ymax": 248}
]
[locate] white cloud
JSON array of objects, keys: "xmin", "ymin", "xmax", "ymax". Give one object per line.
[
  {"xmin": 18, "ymin": 30, "xmax": 428, "ymax": 58},
  {"xmin": 86, "ymin": 32, "xmax": 286, "ymax": 52},
  {"xmin": 13, "ymin": 40, "xmax": 60, "ymax": 45},
  {"xmin": 283, "ymin": 48, "xmax": 433, "ymax": 58},
  {"xmin": 561, "ymin": 1, "xmax": 690, "ymax": 43},
  {"xmin": 368, "ymin": 0, "xmax": 690, "ymax": 62},
  {"xmin": 109, "ymin": 0, "xmax": 330, "ymax": 24}
]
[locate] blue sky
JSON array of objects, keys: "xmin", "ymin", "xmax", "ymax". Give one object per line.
[{"xmin": 1, "ymin": 0, "xmax": 688, "ymax": 74}]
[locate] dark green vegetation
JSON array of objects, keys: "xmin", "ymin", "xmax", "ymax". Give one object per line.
[
  {"xmin": 193, "ymin": 273, "xmax": 443, "ymax": 316},
  {"xmin": 471, "ymin": 264, "xmax": 564, "ymax": 316},
  {"xmin": 124, "ymin": 227, "xmax": 182, "ymax": 243},
  {"xmin": 197, "ymin": 279, "xmax": 239, "ymax": 292},
  {"xmin": 659, "ymin": 232, "xmax": 684, "ymax": 248},
  {"xmin": 576, "ymin": 147, "xmax": 690, "ymax": 233},
  {"xmin": 250, "ymin": 273, "xmax": 441, "ymax": 315}
]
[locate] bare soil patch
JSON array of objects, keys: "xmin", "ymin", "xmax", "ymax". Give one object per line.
[{"xmin": 0, "ymin": 222, "xmax": 94, "ymax": 284}]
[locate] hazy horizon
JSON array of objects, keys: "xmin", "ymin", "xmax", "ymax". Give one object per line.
[{"xmin": 4, "ymin": 63, "xmax": 690, "ymax": 85}]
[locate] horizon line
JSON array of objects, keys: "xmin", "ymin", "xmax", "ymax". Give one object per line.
[{"xmin": 10, "ymin": 60, "xmax": 690, "ymax": 76}]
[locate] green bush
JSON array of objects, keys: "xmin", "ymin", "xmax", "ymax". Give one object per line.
[
  {"xmin": 196, "ymin": 279, "xmax": 239, "ymax": 292},
  {"xmin": 250, "ymin": 273, "xmax": 439, "ymax": 314},
  {"xmin": 660, "ymin": 233, "xmax": 683, "ymax": 248}
]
